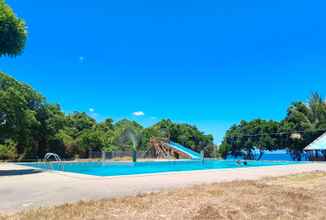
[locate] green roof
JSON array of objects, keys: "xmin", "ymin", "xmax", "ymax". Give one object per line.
[{"xmin": 304, "ymin": 132, "xmax": 326, "ymax": 151}]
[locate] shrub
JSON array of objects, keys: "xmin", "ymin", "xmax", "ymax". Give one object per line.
[{"xmin": 0, "ymin": 140, "xmax": 17, "ymax": 160}]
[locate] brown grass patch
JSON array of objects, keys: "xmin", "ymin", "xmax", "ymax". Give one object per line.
[{"xmin": 2, "ymin": 172, "xmax": 326, "ymax": 220}]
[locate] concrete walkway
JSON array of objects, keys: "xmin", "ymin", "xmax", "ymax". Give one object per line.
[{"xmin": 1, "ymin": 162, "xmax": 326, "ymax": 213}]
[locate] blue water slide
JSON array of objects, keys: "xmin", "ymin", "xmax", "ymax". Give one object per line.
[{"xmin": 167, "ymin": 142, "xmax": 202, "ymax": 160}]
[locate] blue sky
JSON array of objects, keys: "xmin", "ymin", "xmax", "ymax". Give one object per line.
[{"xmin": 1, "ymin": 0, "xmax": 326, "ymax": 143}]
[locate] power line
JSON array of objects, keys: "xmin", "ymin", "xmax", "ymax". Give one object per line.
[{"xmin": 227, "ymin": 128, "xmax": 326, "ymax": 139}]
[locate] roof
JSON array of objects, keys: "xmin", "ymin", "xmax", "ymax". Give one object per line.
[{"xmin": 304, "ymin": 132, "xmax": 326, "ymax": 151}]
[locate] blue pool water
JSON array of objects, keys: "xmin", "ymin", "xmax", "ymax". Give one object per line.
[
  {"xmin": 227, "ymin": 150, "xmax": 309, "ymax": 161},
  {"xmin": 19, "ymin": 160, "xmax": 304, "ymax": 177}
]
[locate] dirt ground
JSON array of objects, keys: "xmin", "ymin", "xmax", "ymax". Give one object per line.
[{"xmin": 1, "ymin": 171, "xmax": 326, "ymax": 220}]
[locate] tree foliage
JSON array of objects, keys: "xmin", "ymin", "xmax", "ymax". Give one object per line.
[
  {"xmin": 0, "ymin": 72, "xmax": 216, "ymax": 160},
  {"xmin": 144, "ymin": 119, "xmax": 215, "ymax": 157},
  {"xmin": 0, "ymin": 0, "xmax": 27, "ymax": 56},
  {"xmin": 220, "ymin": 93, "xmax": 326, "ymax": 160},
  {"xmin": 219, "ymin": 120, "xmax": 280, "ymax": 160},
  {"xmin": 280, "ymin": 93, "xmax": 326, "ymax": 160},
  {"xmin": 0, "ymin": 72, "xmax": 65, "ymax": 159}
]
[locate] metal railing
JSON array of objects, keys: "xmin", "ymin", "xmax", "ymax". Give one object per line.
[
  {"xmin": 89, "ymin": 150, "xmax": 155, "ymax": 161},
  {"xmin": 43, "ymin": 153, "xmax": 64, "ymax": 171}
]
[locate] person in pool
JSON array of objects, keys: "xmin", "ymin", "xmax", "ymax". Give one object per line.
[{"xmin": 236, "ymin": 160, "xmax": 248, "ymax": 166}]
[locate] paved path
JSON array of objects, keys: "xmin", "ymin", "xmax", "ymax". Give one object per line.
[{"xmin": 1, "ymin": 162, "xmax": 326, "ymax": 213}]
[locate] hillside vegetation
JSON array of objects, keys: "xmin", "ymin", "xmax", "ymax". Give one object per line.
[{"xmin": 0, "ymin": 72, "xmax": 215, "ymax": 160}]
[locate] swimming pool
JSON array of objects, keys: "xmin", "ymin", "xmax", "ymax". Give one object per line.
[{"xmin": 19, "ymin": 160, "xmax": 304, "ymax": 177}]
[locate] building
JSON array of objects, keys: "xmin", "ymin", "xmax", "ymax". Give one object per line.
[{"xmin": 304, "ymin": 132, "xmax": 326, "ymax": 161}]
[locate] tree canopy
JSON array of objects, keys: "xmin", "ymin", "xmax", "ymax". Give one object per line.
[
  {"xmin": 0, "ymin": 0, "xmax": 27, "ymax": 56},
  {"xmin": 219, "ymin": 119, "xmax": 280, "ymax": 160},
  {"xmin": 0, "ymin": 72, "xmax": 64, "ymax": 159},
  {"xmin": 0, "ymin": 72, "xmax": 216, "ymax": 160},
  {"xmin": 2, "ymin": 70, "xmax": 325, "ymax": 161},
  {"xmin": 143, "ymin": 119, "xmax": 215, "ymax": 157},
  {"xmin": 219, "ymin": 93, "xmax": 326, "ymax": 160}
]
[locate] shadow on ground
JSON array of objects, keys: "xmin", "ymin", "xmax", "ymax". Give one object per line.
[{"xmin": 0, "ymin": 169, "xmax": 43, "ymax": 176}]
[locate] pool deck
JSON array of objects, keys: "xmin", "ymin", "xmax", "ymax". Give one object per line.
[{"xmin": 1, "ymin": 162, "xmax": 326, "ymax": 213}]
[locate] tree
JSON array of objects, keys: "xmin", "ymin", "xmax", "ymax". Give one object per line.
[
  {"xmin": 0, "ymin": 72, "xmax": 217, "ymax": 160},
  {"xmin": 148, "ymin": 119, "xmax": 215, "ymax": 157},
  {"xmin": 32, "ymin": 104, "xmax": 65, "ymax": 157},
  {"xmin": 112, "ymin": 119, "xmax": 143, "ymax": 150},
  {"xmin": 220, "ymin": 92, "xmax": 326, "ymax": 161},
  {"xmin": 117, "ymin": 127, "xmax": 142, "ymax": 162},
  {"xmin": 76, "ymin": 129, "xmax": 105, "ymax": 156},
  {"xmin": 0, "ymin": 0, "xmax": 27, "ymax": 56},
  {"xmin": 280, "ymin": 93, "xmax": 326, "ymax": 160},
  {"xmin": 219, "ymin": 119, "xmax": 280, "ymax": 160},
  {"xmin": 0, "ymin": 72, "xmax": 66, "ymax": 159},
  {"xmin": 65, "ymin": 112, "xmax": 96, "ymax": 138}
]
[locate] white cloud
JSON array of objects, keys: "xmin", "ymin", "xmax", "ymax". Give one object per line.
[
  {"xmin": 133, "ymin": 111, "xmax": 145, "ymax": 116},
  {"xmin": 79, "ymin": 56, "xmax": 85, "ymax": 63},
  {"xmin": 89, "ymin": 108, "xmax": 95, "ymax": 112}
]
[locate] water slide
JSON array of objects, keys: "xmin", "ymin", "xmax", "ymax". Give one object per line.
[{"xmin": 166, "ymin": 142, "xmax": 202, "ymax": 160}]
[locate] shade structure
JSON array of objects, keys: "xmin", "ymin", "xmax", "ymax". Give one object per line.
[{"xmin": 304, "ymin": 132, "xmax": 326, "ymax": 151}]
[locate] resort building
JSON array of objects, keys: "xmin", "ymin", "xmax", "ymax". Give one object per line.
[{"xmin": 304, "ymin": 132, "xmax": 326, "ymax": 161}]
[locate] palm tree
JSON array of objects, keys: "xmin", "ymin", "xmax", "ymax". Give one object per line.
[
  {"xmin": 283, "ymin": 92, "xmax": 326, "ymax": 160},
  {"xmin": 286, "ymin": 92, "xmax": 326, "ymax": 131},
  {"xmin": 116, "ymin": 127, "xmax": 141, "ymax": 162}
]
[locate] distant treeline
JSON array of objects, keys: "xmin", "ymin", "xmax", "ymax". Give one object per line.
[
  {"xmin": 0, "ymin": 72, "xmax": 216, "ymax": 160},
  {"xmin": 219, "ymin": 93, "xmax": 326, "ymax": 160}
]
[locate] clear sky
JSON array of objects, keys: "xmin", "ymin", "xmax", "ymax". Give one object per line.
[{"xmin": 1, "ymin": 0, "xmax": 326, "ymax": 143}]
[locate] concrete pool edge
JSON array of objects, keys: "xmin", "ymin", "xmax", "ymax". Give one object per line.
[
  {"xmin": 12, "ymin": 161, "xmax": 320, "ymax": 180},
  {"xmin": 1, "ymin": 162, "xmax": 326, "ymax": 213}
]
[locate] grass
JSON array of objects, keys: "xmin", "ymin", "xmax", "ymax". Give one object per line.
[{"xmin": 1, "ymin": 172, "xmax": 326, "ymax": 220}]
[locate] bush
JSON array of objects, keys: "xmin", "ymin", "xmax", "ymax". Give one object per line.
[{"xmin": 0, "ymin": 140, "xmax": 17, "ymax": 160}]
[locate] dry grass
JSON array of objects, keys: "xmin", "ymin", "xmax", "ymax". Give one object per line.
[{"xmin": 2, "ymin": 172, "xmax": 326, "ymax": 220}]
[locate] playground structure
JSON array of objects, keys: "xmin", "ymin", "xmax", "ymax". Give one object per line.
[{"xmin": 149, "ymin": 138, "xmax": 202, "ymax": 160}]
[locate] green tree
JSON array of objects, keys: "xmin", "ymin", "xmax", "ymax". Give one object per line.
[
  {"xmin": 220, "ymin": 93, "xmax": 326, "ymax": 161},
  {"xmin": 76, "ymin": 129, "xmax": 105, "ymax": 156},
  {"xmin": 0, "ymin": 72, "xmax": 66, "ymax": 159},
  {"xmin": 280, "ymin": 93, "xmax": 326, "ymax": 160},
  {"xmin": 219, "ymin": 119, "xmax": 280, "ymax": 160},
  {"xmin": 0, "ymin": 0, "xmax": 27, "ymax": 56},
  {"xmin": 116, "ymin": 127, "xmax": 142, "ymax": 162},
  {"xmin": 112, "ymin": 119, "xmax": 143, "ymax": 150},
  {"xmin": 148, "ymin": 119, "xmax": 215, "ymax": 157},
  {"xmin": 65, "ymin": 112, "xmax": 96, "ymax": 137}
]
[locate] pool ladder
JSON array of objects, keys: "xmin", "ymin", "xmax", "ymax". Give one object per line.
[{"xmin": 43, "ymin": 153, "xmax": 64, "ymax": 171}]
